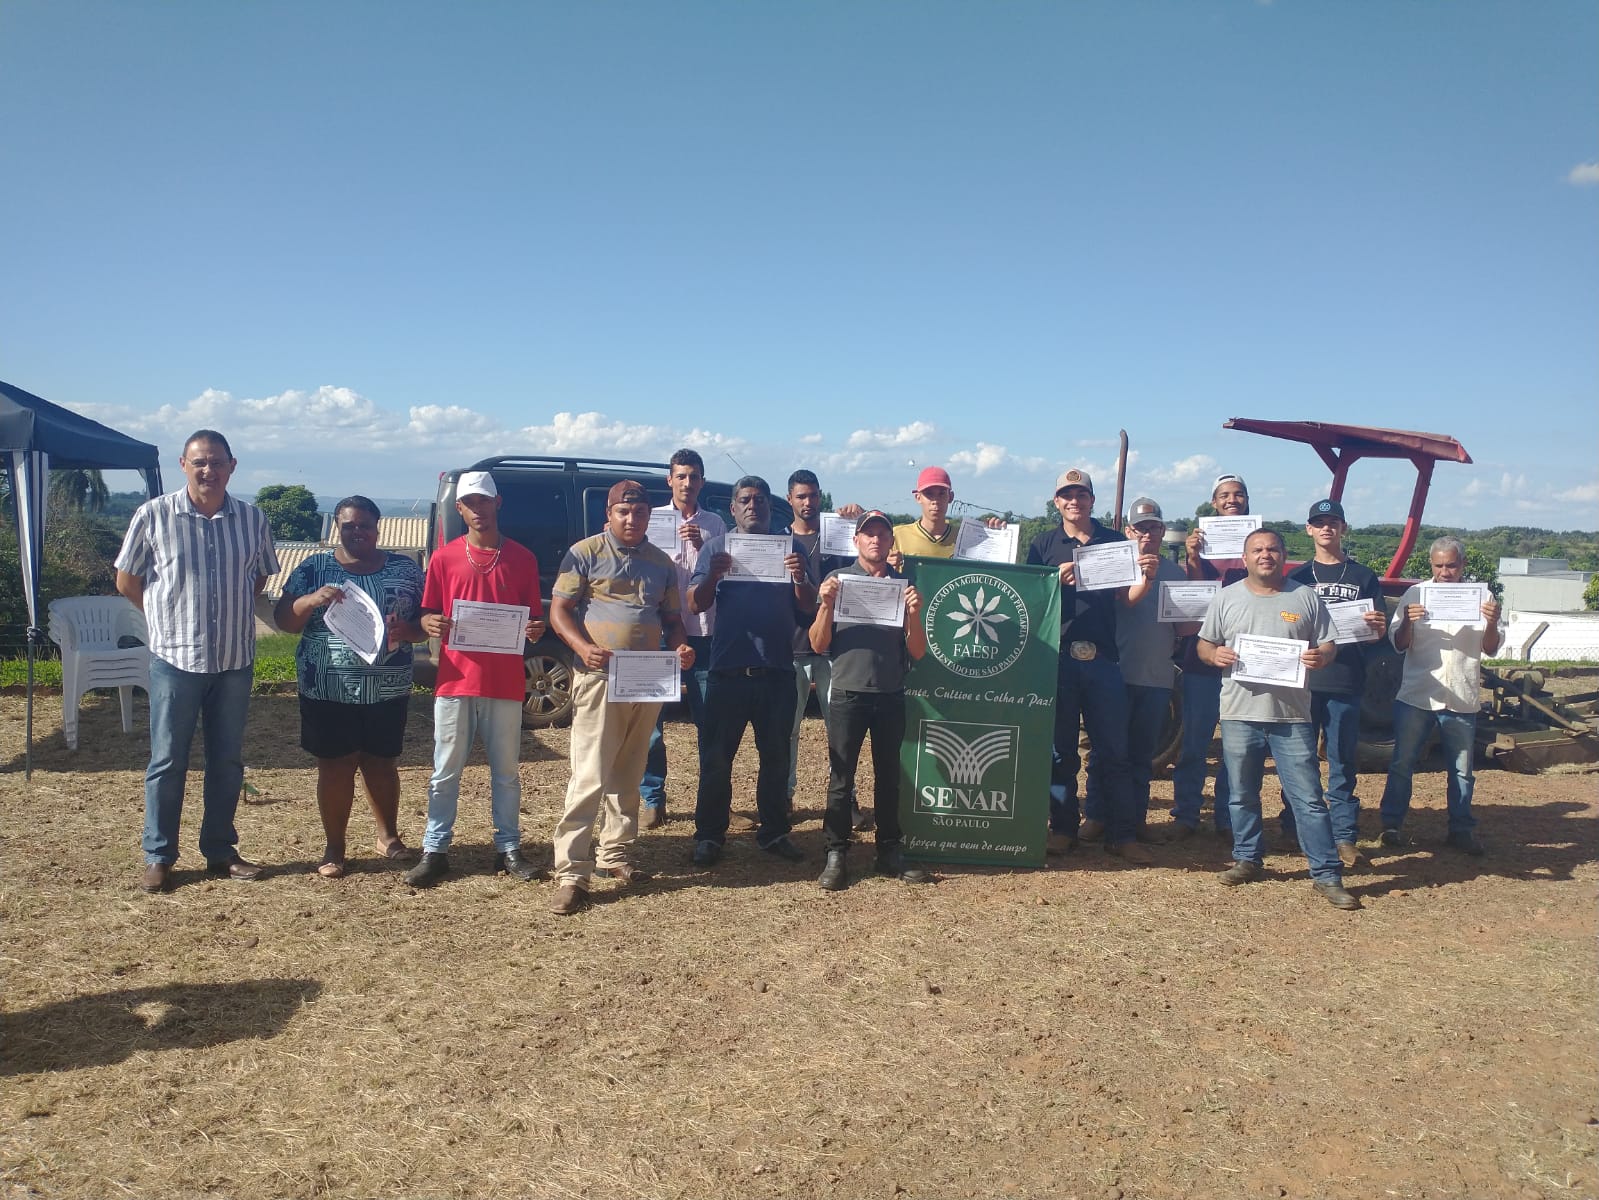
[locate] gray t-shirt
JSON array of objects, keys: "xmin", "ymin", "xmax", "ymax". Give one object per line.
[
  {"xmin": 1198, "ymin": 579, "xmax": 1333, "ymax": 723},
  {"xmin": 822, "ymin": 562, "xmax": 910, "ymax": 693},
  {"xmin": 1118, "ymin": 558, "xmax": 1186, "ymax": 689}
]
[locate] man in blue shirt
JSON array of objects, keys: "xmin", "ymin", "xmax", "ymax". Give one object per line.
[{"xmin": 688, "ymin": 476, "xmax": 818, "ymax": 868}]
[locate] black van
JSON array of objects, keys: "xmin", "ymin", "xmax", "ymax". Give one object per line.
[{"xmin": 429, "ymin": 456, "xmax": 794, "ymax": 727}]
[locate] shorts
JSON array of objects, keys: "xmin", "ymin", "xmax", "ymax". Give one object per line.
[{"xmin": 299, "ymin": 694, "xmax": 411, "ymax": 760}]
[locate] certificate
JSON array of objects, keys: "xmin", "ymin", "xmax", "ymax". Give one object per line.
[
  {"xmin": 725, "ymin": 533, "xmax": 793, "ymax": 583},
  {"xmin": 834, "ymin": 573, "xmax": 908, "ymax": 628},
  {"xmin": 1231, "ymin": 634, "xmax": 1307, "ymax": 689},
  {"xmin": 646, "ymin": 509, "xmax": 680, "ymax": 556},
  {"xmin": 606, "ymin": 650, "xmax": 680, "ymax": 703},
  {"xmin": 448, "ymin": 600, "xmax": 529, "ymax": 655},
  {"xmin": 953, "ymin": 520, "xmax": 1019, "ymax": 564},
  {"xmin": 323, "ymin": 582, "xmax": 386, "ymax": 665},
  {"xmin": 819, "ymin": 513, "xmax": 858, "ymax": 558},
  {"xmin": 1198, "ymin": 515, "xmax": 1263, "ymax": 559},
  {"xmin": 1158, "ymin": 581, "xmax": 1219, "ymax": 622},
  {"xmin": 1420, "ymin": 583, "xmax": 1488, "ymax": 626},
  {"xmin": 1326, "ymin": 599, "xmax": 1381, "ymax": 645},
  {"xmin": 1072, "ymin": 540, "xmax": 1140, "ymax": 592}
]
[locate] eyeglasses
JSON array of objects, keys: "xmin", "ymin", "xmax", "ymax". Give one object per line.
[{"xmin": 184, "ymin": 458, "xmax": 232, "ymax": 470}]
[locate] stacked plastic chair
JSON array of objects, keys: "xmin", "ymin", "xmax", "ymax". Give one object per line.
[{"xmin": 46, "ymin": 596, "xmax": 151, "ymax": 750}]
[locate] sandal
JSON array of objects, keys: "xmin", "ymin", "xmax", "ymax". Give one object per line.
[
  {"xmin": 377, "ymin": 839, "xmax": 415, "ymax": 861},
  {"xmin": 316, "ymin": 859, "xmax": 347, "ymax": 879}
]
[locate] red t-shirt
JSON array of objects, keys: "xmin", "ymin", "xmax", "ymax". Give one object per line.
[{"xmin": 423, "ymin": 537, "xmax": 543, "ymax": 701}]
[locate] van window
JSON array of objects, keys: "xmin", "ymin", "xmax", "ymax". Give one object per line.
[{"xmin": 493, "ymin": 476, "xmax": 571, "ymax": 597}]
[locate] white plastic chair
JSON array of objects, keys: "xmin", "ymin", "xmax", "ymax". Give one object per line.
[{"xmin": 46, "ymin": 596, "xmax": 152, "ymax": 751}]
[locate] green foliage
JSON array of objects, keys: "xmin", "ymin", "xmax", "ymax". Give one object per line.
[
  {"xmin": 254, "ymin": 483, "xmax": 321, "ymax": 541},
  {"xmin": 0, "ymin": 657, "xmax": 62, "ymax": 688},
  {"xmin": 1584, "ymin": 573, "xmax": 1599, "ymax": 612},
  {"xmin": 0, "ymin": 510, "xmax": 123, "ymax": 639},
  {"xmin": 1401, "ymin": 541, "xmax": 1503, "ymax": 600},
  {"xmin": 49, "ymin": 469, "xmax": 110, "ymax": 513}
]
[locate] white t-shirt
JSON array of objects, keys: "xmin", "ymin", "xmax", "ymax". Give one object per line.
[{"xmin": 1391, "ymin": 583, "xmax": 1496, "ymax": 714}]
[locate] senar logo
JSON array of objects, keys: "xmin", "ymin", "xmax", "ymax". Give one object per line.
[
  {"xmin": 924, "ymin": 573, "xmax": 1030, "ymax": 680},
  {"xmin": 915, "ymin": 719, "xmax": 1020, "ymax": 820}
]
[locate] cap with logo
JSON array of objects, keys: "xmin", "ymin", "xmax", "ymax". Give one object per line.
[
  {"xmin": 1127, "ymin": 496, "xmax": 1164, "ymax": 526},
  {"xmin": 1054, "ymin": 468, "xmax": 1095, "ymax": 496},
  {"xmin": 854, "ymin": 508, "xmax": 893, "ymax": 534},
  {"xmin": 607, "ymin": 479, "xmax": 650, "ymax": 507},
  {"xmin": 457, "ymin": 471, "xmax": 498, "ymax": 501},
  {"xmin": 1211, "ymin": 473, "xmax": 1247, "ymax": 497},
  {"xmin": 1307, "ymin": 498, "xmax": 1346, "ymax": 523},
  {"xmin": 914, "ymin": 466, "xmax": 953, "ymax": 494}
]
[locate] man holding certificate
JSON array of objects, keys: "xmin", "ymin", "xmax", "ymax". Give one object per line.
[
  {"xmin": 1196, "ymin": 530, "xmax": 1358, "ymax": 910},
  {"xmin": 688, "ymin": 476, "xmax": 817, "ymax": 869},
  {"xmin": 548, "ymin": 480, "xmax": 694, "ymax": 915},
  {"xmin": 1025, "ymin": 469, "xmax": 1153, "ymax": 866},
  {"xmin": 406, "ymin": 471, "xmax": 546, "ymax": 888},
  {"xmin": 1378, "ymin": 536, "xmax": 1502, "ymax": 856},
  {"xmin": 1285, "ymin": 499, "xmax": 1387, "ymax": 866},
  {"xmin": 809, "ymin": 510, "xmax": 930, "ymax": 890}
]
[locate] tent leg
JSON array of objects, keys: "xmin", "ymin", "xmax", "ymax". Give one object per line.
[{"xmin": 25, "ymin": 640, "xmax": 35, "ymax": 781}]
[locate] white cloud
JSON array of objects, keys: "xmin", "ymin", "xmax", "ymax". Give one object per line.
[
  {"xmin": 799, "ymin": 432, "xmax": 824, "ymax": 445},
  {"xmin": 1144, "ymin": 454, "xmax": 1218, "ymax": 486},
  {"xmin": 1556, "ymin": 481, "xmax": 1599, "ymax": 503},
  {"xmin": 1462, "ymin": 471, "xmax": 1528, "ymax": 500},
  {"xmin": 1567, "ymin": 162, "xmax": 1599, "ymax": 187},
  {"xmin": 947, "ymin": 442, "xmax": 1048, "ymax": 476},
  {"xmin": 844, "ymin": 421, "xmax": 937, "ymax": 450}
]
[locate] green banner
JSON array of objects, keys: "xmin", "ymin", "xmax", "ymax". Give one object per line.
[{"xmin": 899, "ymin": 558, "xmax": 1061, "ymax": 867}]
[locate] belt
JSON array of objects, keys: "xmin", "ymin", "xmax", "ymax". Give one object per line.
[
  {"xmin": 713, "ymin": 666, "xmax": 787, "ymax": 677},
  {"xmin": 1068, "ymin": 641, "xmax": 1099, "ymax": 661}
]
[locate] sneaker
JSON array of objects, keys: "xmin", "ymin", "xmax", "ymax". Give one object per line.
[
  {"xmin": 760, "ymin": 836, "xmax": 805, "ymax": 863},
  {"xmin": 1218, "ymin": 860, "xmax": 1265, "ymax": 886},
  {"xmin": 1336, "ymin": 842, "xmax": 1362, "ymax": 870},
  {"xmin": 818, "ymin": 850, "xmax": 848, "ymax": 891},
  {"xmin": 1105, "ymin": 840, "xmax": 1154, "ymax": 866},
  {"xmin": 404, "ymin": 852, "xmax": 450, "ymax": 888},
  {"xmin": 1077, "ymin": 818, "xmax": 1106, "ymax": 842},
  {"xmin": 1312, "ymin": 880, "xmax": 1362, "ymax": 910},
  {"xmin": 550, "ymin": 884, "xmax": 590, "ymax": 915},
  {"xmin": 1445, "ymin": 830, "xmax": 1485, "ymax": 857},
  {"xmin": 851, "ymin": 804, "xmax": 875, "ymax": 832},
  {"xmin": 1380, "ymin": 828, "xmax": 1404, "ymax": 848},
  {"xmin": 1045, "ymin": 831, "xmax": 1077, "ymax": 856},
  {"xmin": 640, "ymin": 806, "xmax": 666, "ymax": 831},
  {"xmin": 875, "ymin": 844, "xmax": 931, "ymax": 884},
  {"xmin": 494, "ymin": 849, "xmax": 545, "ymax": 881},
  {"xmin": 691, "ymin": 840, "xmax": 722, "ymax": 868}
]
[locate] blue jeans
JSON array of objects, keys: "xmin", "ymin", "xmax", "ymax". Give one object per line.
[
  {"xmin": 143, "ymin": 658, "xmax": 254, "ymax": 865},
  {"xmin": 641, "ymin": 634, "xmax": 712, "ymax": 810},
  {"xmin": 1085, "ymin": 682, "xmax": 1170, "ymax": 826},
  {"xmin": 1380, "ymin": 701, "xmax": 1477, "ymax": 835},
  {"xmin": 425, "ymin": 696, "xmax": 523, "ymax": 853},
  {"xmin": 1171, "ymin": 670, "xmax": 1231, "ymax": 833},
  {"xmin": 694, "ymin": 668, "xmax": 797, "ymax": 848},
  {"xmin": 789, "ymin": 653, "xmax": 834, "ymax": 799},
  {"xmin": 1279, "ymin": 691, "xmax": 1362, "ymax": 846},
  {"xmin": 1049, "ymin": 654, "xmax": 1138, "ymax": 846},
  {"xmin": 1221, "ymin": 720, "xmax": 1341, "ymax": 883}
]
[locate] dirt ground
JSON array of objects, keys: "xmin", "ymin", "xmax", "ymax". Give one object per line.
[{"xmin": 2, "ymin": 684, "xmax": 1595, "ymax": 1200}]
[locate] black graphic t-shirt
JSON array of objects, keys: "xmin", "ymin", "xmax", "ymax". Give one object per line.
[{"xmin": 1288, "ymin": 557, "xmax": 1383, "ymax": 695}]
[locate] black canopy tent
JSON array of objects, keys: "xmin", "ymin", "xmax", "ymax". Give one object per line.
[{"xmin": 1, "ymin": 379, "xmax": 163, "ymax": 778}]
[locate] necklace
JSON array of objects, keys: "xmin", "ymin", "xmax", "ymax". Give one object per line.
[
  {"xmin": 1312, "ymin": 558, "xmax": 1350, "ymax": 587},
  {"xmin": 464, "ymin": 539, "xmax": 502, "ymax": 575}
]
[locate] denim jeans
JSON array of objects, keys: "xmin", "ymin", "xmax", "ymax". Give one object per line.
[
  {"xmin": 143, "ymin": 658, "xmax": 254, "ymax": 865},
  {"xmin": 789, "ymin": 653, "xmax": 836, "ymax": 800},
  {"xmin": 640, "ymin": 634, "xmax": 712, "ymax": 810},
  {"xmin": 425, "ymin": 696, "xmax": 524, "ymax": 853},
  {"xmin": 1085, "ymin": 682, "xmax": 1170, "ymax": 826},
  {"xmin": 694, "ymin": 668, "xmax": 797, "ymax": 848},
  {"xmin": 1379, "ymin": 700, "xmax": 1477, "ymax": 835},
  {"xmin": 822, "ymin": 689, "xmax": 905, "ymax": 852},
  {"xmin": 1279, "ymin": 691, "xmax": 1362, "ymax": 846},
  {"xmin": 1171, "ymin": 670, "xmax": 1231, "ymax": 833},
  {"xmin": 1221, "ymin": 719, "xmax": 1341, "ymax": 883},
  {"xmin": 1049, "ymin": 654, "xmax": 1138, "ymax": 846}
]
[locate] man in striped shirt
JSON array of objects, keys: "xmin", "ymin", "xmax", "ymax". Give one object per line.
[{"xmin": 116, "ymin": 430, "xmax": 280, "ymax": 894}]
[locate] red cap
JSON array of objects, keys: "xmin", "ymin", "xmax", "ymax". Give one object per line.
[{"xmin": 914, "ymin": 466, "xmax": 952, "ymax": 494}]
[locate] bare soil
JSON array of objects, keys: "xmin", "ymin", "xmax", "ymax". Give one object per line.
[{"xmin": 2, "ymin": 687, "xmax": 1595, "ymax": 1200}]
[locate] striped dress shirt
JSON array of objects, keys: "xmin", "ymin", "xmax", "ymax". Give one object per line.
[{"xmin": 115, "ymin": 489, "xmax": 280, "ymax": 673}]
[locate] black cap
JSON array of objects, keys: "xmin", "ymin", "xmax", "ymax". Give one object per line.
[{"xmin": 1307, "ymin": 498, "xmax": 1346, "ymax": 523}]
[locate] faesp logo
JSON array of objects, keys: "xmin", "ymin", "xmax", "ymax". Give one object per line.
[
  {"xmin": 915, "ymin": 719, "xmax": 1020, "ymax": 819},
  {"xmin": 924, "ymin": 573, "xmax": 1030, "ymax": 680}
]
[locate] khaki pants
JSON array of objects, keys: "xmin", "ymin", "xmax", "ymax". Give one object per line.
[{"xmin": 552, "ymin": 670, "xmax": 661, "ymax": 887}]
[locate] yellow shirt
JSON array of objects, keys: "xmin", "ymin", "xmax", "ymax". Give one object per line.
[{"xmin": 892, "ymin": 520, "xmax": 957, "ymax": 559}]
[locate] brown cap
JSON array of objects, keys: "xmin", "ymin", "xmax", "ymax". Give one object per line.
[
  {"xmin": 1054, "ymin": 468, "xmax": 1094, "ymax": 496},
  {"xmin": 607, "ymin": 479, "xmax": 649, "ymax": 507}
]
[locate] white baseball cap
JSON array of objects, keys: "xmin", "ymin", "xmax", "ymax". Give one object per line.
[{"xmin": 457, "ymin": 471, "xmax": 498, "ymax": 500}]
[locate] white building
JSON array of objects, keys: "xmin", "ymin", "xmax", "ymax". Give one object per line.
[{"xmin": 1499, "ymin": 558, "xmax": 1593, "ymax": 614}]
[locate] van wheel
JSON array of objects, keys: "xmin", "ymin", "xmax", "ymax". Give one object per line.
[{"xmin": 524, "ymin": 644, "xmax": 575, "ymax": 728}]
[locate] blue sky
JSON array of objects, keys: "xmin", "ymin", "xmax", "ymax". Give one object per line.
[{"xmin": 3, "ymin": 1, "xmax": 1595, "ymax": 529}]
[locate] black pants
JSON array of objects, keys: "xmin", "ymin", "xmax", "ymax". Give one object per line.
[
  {"xmin": 823, "ymin": 688, "xmax": 905, "ymax": 852},
  {"xmin": 694, "ymin": 668, "xmax": 797, "ymax": 848}
]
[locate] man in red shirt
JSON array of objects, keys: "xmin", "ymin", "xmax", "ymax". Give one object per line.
[{"xmin": 406, "ymin": 471, "xmax": 546, "ymax": 886}]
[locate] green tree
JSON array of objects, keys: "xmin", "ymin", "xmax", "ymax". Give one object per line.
[
  {"xmin": 1583, "ymin": 573, "xmax": 1599, "ymax": 612},
  {"xmin": 49, "ymin": 468, "xmax": 110, "ymax": 514},
  {"xmin": 254, "ymin": 484, "xmax": 321, "ymax": 541},
  {"xmin": 1402, "ymin": 540, "xmax": 1503, "ymax": 600}
]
